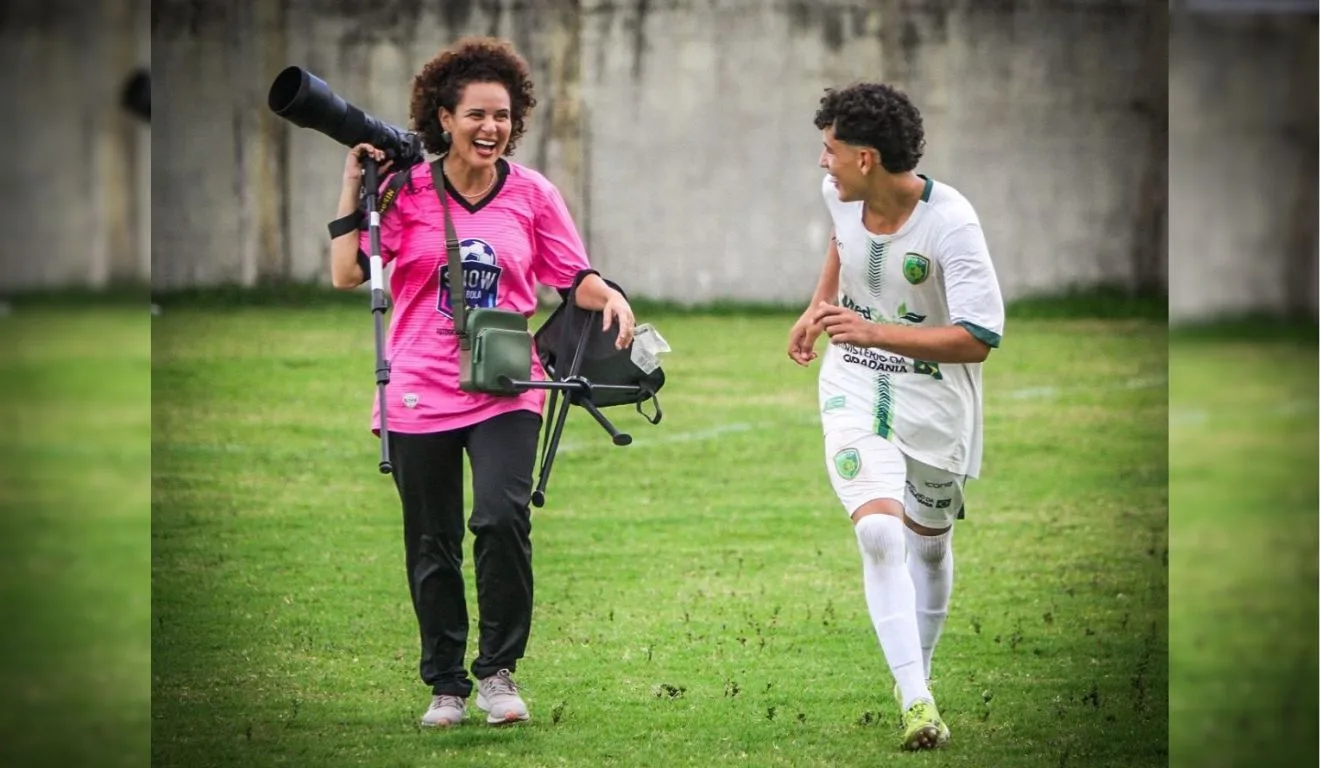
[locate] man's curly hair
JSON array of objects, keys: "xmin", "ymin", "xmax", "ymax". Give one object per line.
[
  {"xmin": 410, "ymin": 36, "xmax": 537, "ymax": 157},
  {"xmin": 813, "ymin": 83, "xmax": 925, "ymax": 173}
]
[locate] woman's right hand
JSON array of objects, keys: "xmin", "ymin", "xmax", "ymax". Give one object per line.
[{"xmin": 343, "ymin": 143, "xmax": 392, "ymax": 188}]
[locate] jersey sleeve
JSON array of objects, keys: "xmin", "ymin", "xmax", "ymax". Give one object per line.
[
  {"xmin": 939, "ymin": 223, "xmax": 1005, "ymax": 348},
  {"xmin": 532, "ymin": 182, "xmax": 592, "ymax": 289}
]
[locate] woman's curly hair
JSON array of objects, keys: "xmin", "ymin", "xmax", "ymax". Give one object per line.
[
  {"xmin": 813, "ymin": 83, "xmax": 925, "ymax": 173},
  {"xmin": 410, "ymin": 36, "xmax": 537, "ymax": 156}
]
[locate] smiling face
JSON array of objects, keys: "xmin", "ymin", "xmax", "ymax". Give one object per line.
[
  {"xmin": 439, "ymin": 80, "xmax": 512, "ymax": 170},
  {"xmin": 818, "ymin": 124, "xmax": 876, "ymax": 203}
]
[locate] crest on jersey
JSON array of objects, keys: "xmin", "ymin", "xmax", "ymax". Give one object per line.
[
  {"xmin": 438, "ymin": 238, "xmax": 503, "ymax": 317},
  {"xmin": 833, "ymin": 447, "xmax": 861, "ymax": 481},
  {"xmin": 902, "ymin": 252, "xmax": 930, "ymax": 285}
]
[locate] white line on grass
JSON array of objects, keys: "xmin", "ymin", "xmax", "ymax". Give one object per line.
[
  {"xmin": 155, "ymin": 378, "xmax": 1173, "ymax": 460},
  {"xmin": 1006, "ymin": 375, "xmax": 1166, "ymax": 401},
  {"xmin": 557, "ymin": 376, "xmax": 1168, "ymax": 454},
  {"xmin": 1171, "ymin": 400, "xmax": 1317, "ymax": 428}
]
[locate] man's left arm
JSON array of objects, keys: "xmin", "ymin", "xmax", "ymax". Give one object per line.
[
  {"xmin": 814, "ymin": 223, "xmax": 1004, "ymax": 364},
  {"xmin": 812, "ymin": 308, "xmax": 992, "ymax": 363}
]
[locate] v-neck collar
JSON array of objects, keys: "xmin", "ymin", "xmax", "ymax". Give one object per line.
[{"xmin": 436, "ymin": 156, "xmax": 509, "ymax": 214}]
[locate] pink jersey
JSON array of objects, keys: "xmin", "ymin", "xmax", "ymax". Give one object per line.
[{"xmin": 357, "ymin": 159, "xmax": 591, "ymax": 434}]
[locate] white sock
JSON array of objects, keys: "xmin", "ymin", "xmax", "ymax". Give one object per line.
[
  {"xmin": 905, "ymin": 525, "xmax": 953, "ymax": 681},
  {"xmin": 854, "ymin": 514, "xmax": 930, "ymax": 710}
]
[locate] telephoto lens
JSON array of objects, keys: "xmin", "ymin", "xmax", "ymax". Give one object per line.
[{"xmin": 267, "ymin": 66, "xmax": 423, "ymax": 168}]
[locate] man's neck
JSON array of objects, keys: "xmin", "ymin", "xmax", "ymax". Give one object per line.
[{"xmin": 860, "ymin": 172, "xmax": 924, "ymax": 236}]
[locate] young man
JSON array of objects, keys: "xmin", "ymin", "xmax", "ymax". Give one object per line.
[{"xmin": 787, "ymin": 82, "xmax": 1004, "ymax": 751}]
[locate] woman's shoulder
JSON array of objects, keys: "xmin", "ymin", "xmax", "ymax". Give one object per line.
[
  {"xmin": 379, "ymin": 160, "xmax": 435, "ymax": 197},
  {"xmin": 502, "ymin": 159, "xmax": 558, "ymax": 198},
  {"xmin": 376, "ymin": 161, "xmax": 435, "ymax": 217},
  {"xmin": 404, "ymin": 159, "xmax": 437, "ymax": 189}
]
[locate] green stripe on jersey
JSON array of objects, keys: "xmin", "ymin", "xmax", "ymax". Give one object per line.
[
  {"xmin": 874, "ymin": 372, "xmax": 893, "ymax": 438},
  {"xmin": 866, "ymin": 240, "xmax": 888, "ymax": 299}
]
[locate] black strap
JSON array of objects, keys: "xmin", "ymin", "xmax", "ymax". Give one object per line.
[
  {"xmin": 327, "ymin": 211, "xmax": 363, "ymax": 239},
  {"xmin": 431, "ymin": 158, "xmax": 469, "ymax": 347},
  {"xmin": 378, "ymin": 167, "xmax": 411, "ymax": 215}
]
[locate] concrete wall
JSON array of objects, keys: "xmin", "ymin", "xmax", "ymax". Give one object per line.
[
  {"xmin": 141, "ymin": 0, "xmax": 1171, "ymax": 306},
  {"xmin": 1169, "ymin": 11, "xmax": 1318, "ymax": 321},
  {"xmin": 0, "ymin": 0, "xmax": 149, "ymax": 291},
  {"xmin": 582, "ymin": 0, "xmax": 1162, "ymax": 304},
  {"xmin": 9, "ymin": 1, "xmax": 1316, "ymax": 320}
]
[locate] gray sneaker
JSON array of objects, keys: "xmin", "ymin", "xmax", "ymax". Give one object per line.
[
  {"xmin": 420, "ymin": 694, "xmax": 466, "ymax": 727},
  {"xmin": 476, "ymin": 669, "xmax": 530, "ymax": 725}
]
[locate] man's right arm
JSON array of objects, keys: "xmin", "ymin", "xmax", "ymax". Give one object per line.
[
  {"xmin": 809, "ymin": 231, "xmax": 840, "ymax": 307},
  {"xmin": 787, "ymin": 230, "xmax": 840, "ymax": 366}
]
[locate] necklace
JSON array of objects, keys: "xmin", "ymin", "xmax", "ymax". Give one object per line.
[
  {"xmin": 461, "ymin": 174, "xmax": 496, "ymax": 199},
  {"xmin": 444, "ymin": 158, "xmax": 497, "ymax": 200}
]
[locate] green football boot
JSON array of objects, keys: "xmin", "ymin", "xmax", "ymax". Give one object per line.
[{"xmin": 893, "ymin": 681, "xmax": 950, "ymax": 751}]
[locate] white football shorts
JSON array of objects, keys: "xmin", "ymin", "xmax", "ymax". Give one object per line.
[{"xmin": 823, "ymin": 426, "xmax": 966, "ymax": 529}]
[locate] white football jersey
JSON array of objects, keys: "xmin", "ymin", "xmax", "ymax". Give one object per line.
[{"xmin": 817, "ymin": 174, "xmax": 1004, "ymax": 478}]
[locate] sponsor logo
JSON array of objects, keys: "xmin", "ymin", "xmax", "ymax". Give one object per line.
[
  {"xmin": 438, "ymin": 238, "xmax": 503, "ymax": 316},
  {"xmin": 907, "ymin": 480, "xmax": 953, "ymax": 509},
  {"xmin": 839, "ymin": 293, "xmax": 874, "ymax": 321},
  {"xmin": 896, "ymin": 301, "xmax": 927, "ymax": 324}
]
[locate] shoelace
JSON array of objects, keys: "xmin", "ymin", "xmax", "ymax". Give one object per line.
[
  {"xmin": 484, "ymin": 670, "xmax": 519, "ymax": 696},
  {"xmin": 905, "ymin": 701, "xmax": 936, "ymax": 724}
]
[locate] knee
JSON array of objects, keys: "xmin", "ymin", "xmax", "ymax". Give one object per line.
[
  {"xmin": 904, "ymin": 525, "xmax": 952, "ymax": 564},
  {"xmin": 854, "ymin": 513, "xmax": 907, "ymax": 566},
  {"xmin": 417, "ymin": 532, "xmax": 460, "ymax": 560},
  {"xmin": 468, "ymin": 486, "xmax": 531, "ymax": 540}
]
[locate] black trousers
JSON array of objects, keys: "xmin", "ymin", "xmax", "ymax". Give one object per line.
[{"xmin": 387, "ymin": 409, "xmax": 540, "ymax": 698}]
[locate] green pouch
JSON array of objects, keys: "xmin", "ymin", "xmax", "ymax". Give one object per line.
[{"xmin": 460, "ymin": 308, "xmax": 532, "ymax": 395}]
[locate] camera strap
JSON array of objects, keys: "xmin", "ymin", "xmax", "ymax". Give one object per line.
[
  {"xmin": 377, "ymin": 168, "xmax": 411, "ymax": 215},
  {"xmin": 431, "ymin": 159, "xmax": 470, "ymax": 350}
]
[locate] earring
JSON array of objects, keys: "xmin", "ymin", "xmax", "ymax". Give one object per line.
[{"xmin": 441, "ymin": 129, "xmax": 451, "ymax": 144}]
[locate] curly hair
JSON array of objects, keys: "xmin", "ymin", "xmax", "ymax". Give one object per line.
[
  {"xmin": 813, "ymin": 83, "xmax": 925, "ymax": 173},
  {"xmin": 410, "ymin": 36, "xmax": 537, "ymax": 156}
]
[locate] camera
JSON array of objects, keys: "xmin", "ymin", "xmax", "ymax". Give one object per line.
[{"xmin": 267, "ymin": 66, "xmax": 424, "ymax": 171}]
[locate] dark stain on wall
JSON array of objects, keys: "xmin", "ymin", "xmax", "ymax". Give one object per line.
[
  {"xmin": 785, "ymin": 0, "xmax": 847, "ymax": 48},
  {"xmin": 151, "ymin": 0, "xmax": 233, "ymax": 39},
  {"xmin": 631, "ymin": 0, "xmax": 651, "ymax": 80},
  {"xmin": 440, "ymin": 0, "xmax": 477, "ymax": 32},
  {"xmin": 328, "ymin": 0, "xmax": 427, "ymax": 48},
  {"xmin": 484, "ymin": 0, "xmax": 506, "ymax": 38},
  {"xmin": 1, "ymin": 0, "xmax": 90, "ymax": 33}
]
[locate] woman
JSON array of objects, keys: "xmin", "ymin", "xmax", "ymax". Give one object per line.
[{"xmin": 327, "ymin": 36, "xmax": 634, "ymax": 728}]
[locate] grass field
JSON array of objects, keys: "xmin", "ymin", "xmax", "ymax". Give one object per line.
[
  {"xmin": 148, "ymin": 301, "xmax": 1169, "ymax": 767},
  {"xmin": 0, "ymin": 308, "xmax": 151, "ymax": 767},
  {"xmin": 3, "ymin": 299, "xmax": 1313, "ymax": 767},
  {"xmin": 1168, "ymin": 328, "xmax": 1319, "ymax": 767}
]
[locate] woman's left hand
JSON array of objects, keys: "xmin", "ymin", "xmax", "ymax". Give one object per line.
[{"xmin": 602, "ymin": 291, "xmax": 635, "ymax": 350}]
